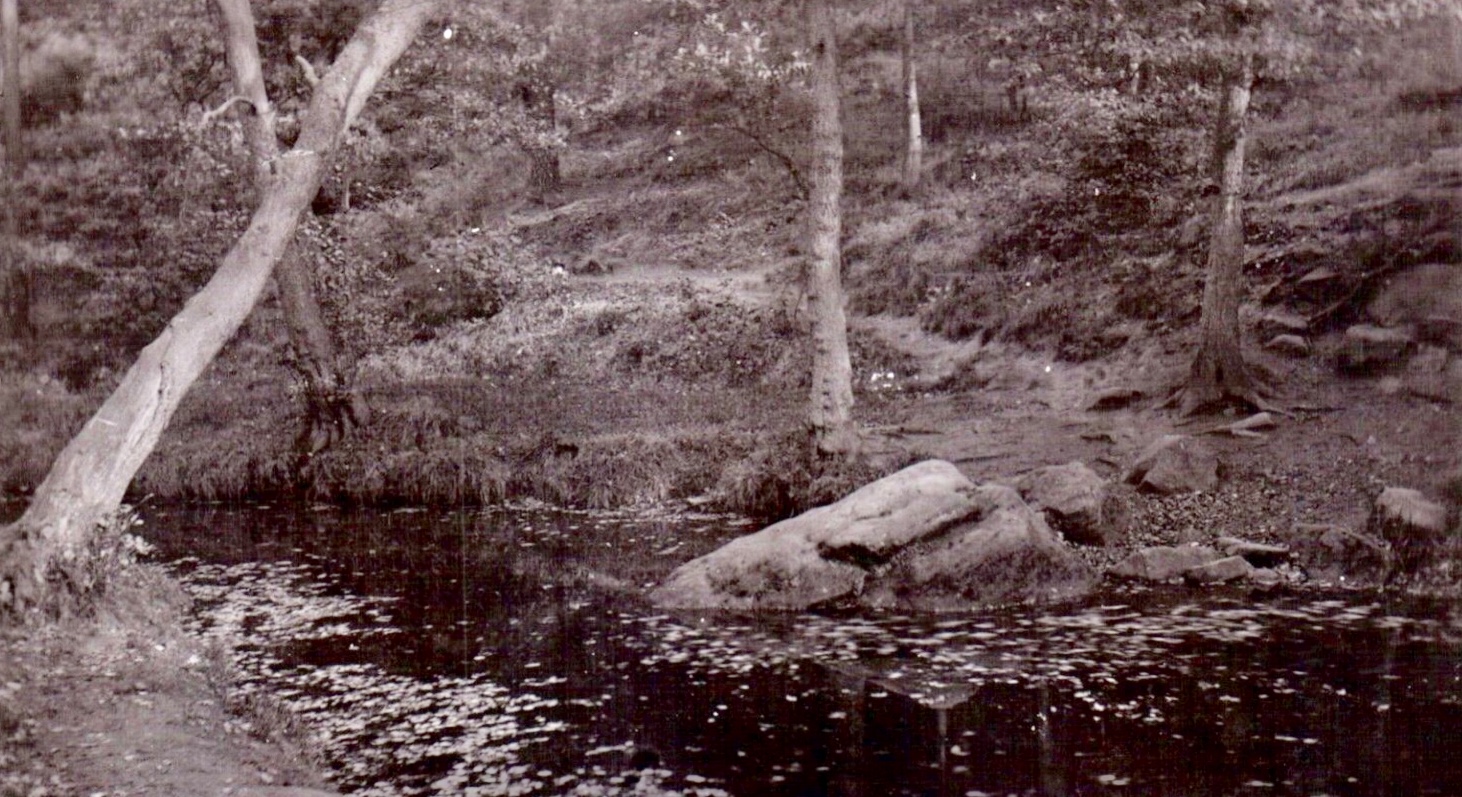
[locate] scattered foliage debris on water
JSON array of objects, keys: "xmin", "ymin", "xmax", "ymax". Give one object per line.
[{"xmin": 159, "ymin": 506, "xmax": 1462, "ymax": 797}]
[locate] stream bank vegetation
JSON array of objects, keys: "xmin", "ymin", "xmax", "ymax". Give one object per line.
[
  {"xmin": 0, "ymin": 0, "xmax": 1458, "ymax": 792},
  {"xmin": 0, "ymin": 0, "xmax": 1458, "ymax": 556}
]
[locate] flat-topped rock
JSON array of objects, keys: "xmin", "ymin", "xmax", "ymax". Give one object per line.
[
  {"xmin": 1338, "ymin": 324, "xmax": 1414, "ymax": 374},
  {"xmin": 1217, "ymin": 536, "xmax": 1291, "ymax": 568},
  {"xmin": 1184, "ymin": 555, "xmax": 1255, "ymax": 584},
  {"xmin": 1108, "ymin": 544, "xmax": 1221, "ymax": 582},
  {"xmin": 652, "ymin": 461, "xmax": 1097, "ymax": 612}
]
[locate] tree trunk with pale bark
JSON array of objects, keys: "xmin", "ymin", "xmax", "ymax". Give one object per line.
[
  {"xmin": 900, "ymin": 0, "xmax": 923, "ymax": 192},
  {"xmin": 0, "ymin": 0, "xmax": 439, "ymax": 616},
  {"xmin": 214, "ymin": 0, "xmax": 368, "ymax": 472},
  {"xmin": 805, "ymin": 0, "xmax": 856, "ymax": 458},
  {"xmin": 1181, "ymin": 50, "xmax": 1263, "ymax": 415},
  {"xmin": 1, "ymin": 0, "xmax": 32, "ymax": 345}
]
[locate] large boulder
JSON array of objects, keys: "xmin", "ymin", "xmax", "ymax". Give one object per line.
[
  {"xmin": 1016, "ymin": 461, "xmax": 1125, "ymax": 546},
  {"xmin": 1369, "ymin": 487, "xmax": 1450, "ymax": 570},
  {"xmin": 1280, "ymin": 523, "xmax": 1395, "ymax": 586},
  {"xmin": 651, "ymin": 461, "xmax": 1097, "ymax": 612},
  {"xmin": 1124, "ymin": 435, "xmax": 1220, "ymax": 495},
  {"xmin": 650, "ymin": 461, "xmax": 982, "ymax": 610},
  {"xmin": 815, "ymin": 460, "xmax": 986, "ymax": 564},
  {"xmin": 861, "ymin": 484, "xmax": 1097, "ymax": 612}
]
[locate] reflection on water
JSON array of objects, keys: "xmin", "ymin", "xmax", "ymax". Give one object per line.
[{"xmin": 142, "ymin": 504, "xmax": 1462, "ymax": 797}]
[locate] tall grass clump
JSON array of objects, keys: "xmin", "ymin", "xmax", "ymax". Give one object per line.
[
  {"xmin": 36, "ymin": 506, "xmax": 186, "ymax": 622},
  {"xmin": 712, "ymin": 431, "xmax": 912, "ymax": 522},
  {"xmin": 505, "ymin": 430, "xmax": 761, "ymax": 510},
  {"xmin": 0, "ymin": 372, "xmax": 93, "ymax": 498}
]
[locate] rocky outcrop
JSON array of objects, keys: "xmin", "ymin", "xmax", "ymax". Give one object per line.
[
  {"xmin": 1016, "ymin": 461, "xmax": 1126, "ymax": 547},
  {"xmin": 1124, "ymin": 435, "xmax": 1219, "ymax": 495},
  {"xmin": 1369, "ymin": 487, "xmax": 1451, "ymax": 570},
  {"xmin": 1279, "ymin": 523, "xmax": 1395, "ymax": 586},
  {"xmin": 650, "ymin": 461, "xmax": 1096, "ymax": 612},
  {"xmin": 650, "ymin": 460, "xmax": 977, "ymax": 611}
]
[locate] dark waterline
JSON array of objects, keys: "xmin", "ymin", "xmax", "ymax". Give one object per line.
[{"xmin": 140, "ymin": 504, "xmax": 1462, "ymax": 797}]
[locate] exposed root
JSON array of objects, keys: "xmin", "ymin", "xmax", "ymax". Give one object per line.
[
  {"xmin": 1166, "ymin": 354, "xmax": 1281, "ymax": 417},
  {"xmin": 294, "ymin": 387, "xmax": 370, "ymax": 477}
]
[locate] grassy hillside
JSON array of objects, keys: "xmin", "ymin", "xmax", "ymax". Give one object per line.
[{"xmin": 2, "ymin": 4, "xmax": 1459, "ymax": 519}]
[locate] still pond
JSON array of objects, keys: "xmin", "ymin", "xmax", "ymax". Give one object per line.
[{"xmin": 140, "ymin": 504, "xmax": 1462, "ymax": 797}]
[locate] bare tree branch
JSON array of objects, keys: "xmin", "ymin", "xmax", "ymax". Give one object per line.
[
  {"xmin": 295, "ymin": 54, "xmax": 321, "ymax": 87},
  {"xmin": 198, "ymin": 94, "xmax": 255, "ymax": 128}
]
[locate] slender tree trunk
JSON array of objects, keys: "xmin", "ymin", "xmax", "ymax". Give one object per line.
[
  {"xmin": 1182, "ymin": 51, "xmax": 1260, "ymax": 414},
  {"xmin": 0, "ymin": 0, "xmax": 439, "ymax": 616},
  {"xmin": 215, "ymin": 0, "xmax": 367, "ymax": 471},
  {"xmin": 900, "ymin": 0, "xmax": 923, "ymax": 192},
  {"xmin": 805, "ymin": 0, "xmax": 856, "ymax": 457},
  {"xmin": 1, "ymin": 0, "xmax": 32, "ymax": 345}
]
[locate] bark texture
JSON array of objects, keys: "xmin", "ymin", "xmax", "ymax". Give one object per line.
[
  {"xmin": 1182, "ymin": 50, "xmax": 1261, "ymax": 415},
  {"xmin": 216, "ymin": 0, "xmax": 367, "ymax": 469},
  {"xmin": 900, "ymin": 0, "xmax": 923, "ymax": 192},
  {"xmin": 1, "ymin": 0, "xmax": 32, "ymax": 344},
  {"xmin": 0, "ymin": 0, "xmax": 439, "ymax": 615},
  {"xmin": 517, "ymin": 72, "xmax": 561, "ymax": 203},
  {"xmin": 805, "ymin": 0, "xmax": 856, "ymax": 457}
]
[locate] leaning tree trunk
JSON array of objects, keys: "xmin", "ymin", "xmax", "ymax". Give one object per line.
[
  {"xmin": 215, "ymin": 0, "xmax": 367, "ymax": 470},
  {"xmin": 0, "ymin": 0, "xmax": 439, "ymax": 615},
  {"xmin": 1181, "ymin": 50, "xmax": 1262, "ymax": 415},
  {"xmin": 1, "ymin": 0, "xmax": 32, "ymax": 345},
  {"xmin": 900, "ymin": 0, "xmax": 923, "ymax": 193},
  {"xmin": 805, "ymin": 0, "xmax": 856, "ymax": 457}
]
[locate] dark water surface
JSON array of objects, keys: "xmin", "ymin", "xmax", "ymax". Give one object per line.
[{"xmin": 141, "ymin": 504, "xmax": 1462, "ymax": 797}]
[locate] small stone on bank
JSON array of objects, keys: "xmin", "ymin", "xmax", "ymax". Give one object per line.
[
  {"xmin": 1265, "ymin": 334, "xmax": 1310, "ymax": 357},
  {"xmin": 1183, "ymin": 555, "xmax": 1255, "ymax": 585}
]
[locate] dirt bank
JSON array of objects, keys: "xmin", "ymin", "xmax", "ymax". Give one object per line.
[{"xmin": 0, "ymin": 577, "xmax": 334, "ymax": 797}]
